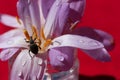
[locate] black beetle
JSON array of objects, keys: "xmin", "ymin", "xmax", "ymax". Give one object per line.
[{"xmin": 25, "ymin": 36, "xmax": 41, "ymax": 57}]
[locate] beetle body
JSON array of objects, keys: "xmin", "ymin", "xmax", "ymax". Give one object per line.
[
  {"xmin": 25, "ymin": 37, "xmax": 40, "ymax": 55},
  {"xmin": 29, "ymin": 43, "xmax": 38, "ymax": 55}
]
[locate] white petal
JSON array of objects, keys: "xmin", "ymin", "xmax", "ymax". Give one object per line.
[
  {"xmin": 10, "ymin": 49, "xmax": 46, "ymax": 80},
  {"xmin": 82, "ymin": 48, "xmax": 111, "ymax": 62},
  {"xmin": 49, "ymin": 34, "xmax": 104, "ymax": 50},
  {"xmin": 0, "ymin": 14, "xmax": 23, "ymax": 28},
  {"xmin": 0, "ymin": 48, "xmax": 19, "ymax": 61},
  {"xmin": 0, "ymin": 29, "xmax": 23, "ymax": 41},
  {"xmin": 10, "ymin": 49, "xmax": 32, "ymax": 80},
  {"xmin": 0, "ymin": 36, "xmax": 28, "ymax": 48}
]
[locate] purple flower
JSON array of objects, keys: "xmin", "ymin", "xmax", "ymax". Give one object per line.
[{"xmin": 0, "ymin": 0, "xmax": 114, "ymax": 80}]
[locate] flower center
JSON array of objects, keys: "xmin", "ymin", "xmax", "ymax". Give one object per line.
[{"xmin": 23, "ymin": 26, "xmax": 52, "ymax": 54}]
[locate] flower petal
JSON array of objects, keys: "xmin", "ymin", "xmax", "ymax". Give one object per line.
[
  {"xmin": 40, "ymin": 0, "xmax": 54, "ymax": 19},
  {"xmin": 0, "ymin": 36, "xmax": 27, "ymax": 48},
  {"xmin": 44, "ymin": 0, "xmax": 85, "ymax": 38},
  {"xmin": 0, "ymin": 48, "xmax": 19, "ymax": 61},
  {"xmin": 0, "ymin": 29, "xmax": 23, "ymax": 41},
  {"xmin": 10, "ymin": 49, "xmax": 46, "ymax": 80},
  {"xmin": 82, "ymin": 48, "xmax": 111, "ymax": 62},
  {"xmin": 94, "ymin": 29, "xmax": 115, "ymax": 51},
  {"xmin": 53, "ymin": 2, "xmax": 70, "ymax": 37},
  {"xmin": 28, "ymin": 0, "xmax": 41, "ymax": 30},
  {"xmin": 63, "ymin": 0, "xmax": 85, "ymax": 33},
  {"xmin": 0, "ymin": 14, "xmax": 23, "ymax": 28},
  {"xmin": 49, "ymin": 34, "xmax": 104, "ymax": 50},
  {"xmin": 10, "ymin": 49, "xmax": 32, "ymax": 80},
  {"xmin": 17, "ymin": 0, "xmax": 33, "ymax": 35},
  {"xmin": 49, "ymin": 47, "xmax": 75, "ymax": 71},
  {"xmin": 69, "ymin": 27, "xmax": 115, "ymax": 51},
  {"xmin": 44, "ymin": 0, "xmax": 63, "ymax": 38}
]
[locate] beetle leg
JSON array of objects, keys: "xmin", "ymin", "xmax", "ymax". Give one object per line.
[{"xmin": 28, "ymin": 50, "xmax": 32, "ymax": 58}]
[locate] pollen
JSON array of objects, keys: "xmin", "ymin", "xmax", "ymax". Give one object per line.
[
  {"xmin": 23, "ymin": 26, "xmax": 52, "ymax": 54},
  {"xmin": 40, "ymin": 27, "xmax": 46, "ymax": 40},
  {"xmin": 42, "ymin": 39, "xmax": 52, "ymax": 51},
  {"xmin": 32, "ymin": 25, "xmax": 38, "ymax": 39},
  {"xmin": 23, "ymin": 29, "xmax": 30, "ymax": 40}
]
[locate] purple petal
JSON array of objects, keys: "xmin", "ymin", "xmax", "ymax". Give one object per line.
[
  {"xmin": 49, "ymin": 34, "xmax": 104, "ymax": 50},
  {"xmin": 69, "ymin": 27, "xmax": 115, "ymax": 51},
  {"xmin": 69, "ymin": 0, "xmax": 85, "ymax": 22},
  {"xmin": 10, "ymin": 49, "xmax": 46, "ymax": 80},
  {"xmin": 82, "ymin": 48, "xmax": 111, "ymax": 62},
  {"xmin": 49, "ymin": 47, "xmax": 75, "ymax": 71},
  {"xmin": 41, "ymin": 0, "xmax": 54, "ymax": 19},
  {"xmin": 17, "ymin": 0, "xmax": 33, "ymax": 34},
  {"xmin": 94, "ymin": 29, "xmax": 115, "ymax": 51},
  {"xmin": 45, "ymin": 0, "xmax": 85, "ymax": 38},
  {"xmin": 63, "ymin": 0, "xmax": 85, "ymax": 34},
  {"xmin": 53, "ymin": 2, "xmax": 70, "ymax": 37},
  {"xmin": 0, "ymin": 14, "xmax": 23, "ymax": 28},
  {"xmin": 28, "ymin": 0, "xmax": 41, "ymax": 30},
  {"xmin": 0, "ymin": 48, "xmax": 19, "ymax": 61},
  {"xmin": 44, "ymin": 0, "xmax": 63, "ymax": 38}
]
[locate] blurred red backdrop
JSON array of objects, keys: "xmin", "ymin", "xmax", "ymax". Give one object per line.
[{"xmin": 0, "ymin": 0, "xmax": 120, "ymax": 80}]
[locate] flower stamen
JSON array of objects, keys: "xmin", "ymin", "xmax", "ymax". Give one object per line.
[
  {"xmin": 32, "ymin": 25, "xmax": 38, "ymax": 39},
  {"xmin": 23, "ymin": 29, "xmax": 30, "ymax": 40},
  {"xmin": 16, "ymin": 16, "xmax": 22, "ymax": 25},
  {"xmin": 40, "ymin": 27, "xmax": 46, "ymax": 41},
  {"xmin": 69, "ymin": 21, "xmax": 79, "ymax": 30}
]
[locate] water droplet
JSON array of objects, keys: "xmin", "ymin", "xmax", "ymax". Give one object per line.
[
  {"xmin": 7, "ymin": 40, "xmax": 14, "ymax": 45},
  {"xmin": 79, "ymin": 40, "xmax": 84, "ymax": 43},
  {"xmin": 88, "ymin": 41, "xmax": 99, "ymax": 46},
  {"xmin": 38, "ymin": 58, "xmax": 43, "ymax": 65},
  {"xmin": 18, "ymin": 71, "xmax": 22, "ymax": 77},
  {"xmin": 22, "ymin": 60, "xmax": 26, "ymax": 66},
  {"xmin": 57, "ymin": 56, "xmax": 64, "ymax": 61},
  {"xmin": 69, "ymin": 68, "xmax": 74, "ymax": 73}
]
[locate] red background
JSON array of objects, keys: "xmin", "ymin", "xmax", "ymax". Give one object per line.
[{"xmin": 0, "ymin": 0, "xmax": 120, "ymax": 80}]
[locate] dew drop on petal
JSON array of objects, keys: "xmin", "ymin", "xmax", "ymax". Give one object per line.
[
  {"xmin": 57, "ymin": 55, "xmax": 64, "ymax": 61},
  {"xmin": 79, "ymin": 40, "xmax": 84, "ymax": 43},
  {"xmin": 38, "ymin": 58, "xmax": 43, "ymax": 65},
  {"xmin": 69, "ymin": 68, "xmax": 74, "ymax": 73},
  {"xmin": 18, "ymin": 71, "xmax": 22, "ymax": 77},
  {"xmin": 7, "ymin": 40, "xmax": 14, "ymax": 45},
  {"xmin": 22, "ymin": 60, "xmax": 26, "ymax": 66}
]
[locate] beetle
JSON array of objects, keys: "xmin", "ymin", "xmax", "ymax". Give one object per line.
[{"xmin": 25, "ymin": 36, "xmax": 41, "ymax": 57}]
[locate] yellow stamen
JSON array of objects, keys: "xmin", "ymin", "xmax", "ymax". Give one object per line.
[
  {"xmin": 32, "ymin": 25, "xmax": 38, "ymax": 38},
  {"xmin": 40, "ymin": 27, "xmax": 46, "ymax": 40},
  {"xmin": 69, "ymin": 21, "xmax": 79, "ymax": 30},
  {"xmin": 16, "ymin": 16, "xmax": 22, "ymax": 25},
  {"xmin": 23, "ymin": 29, "xmax": 30, "ymax": 40},
  {"xmin": 42, "ymin": 39, "xmax": 52, "ymax": 51}
]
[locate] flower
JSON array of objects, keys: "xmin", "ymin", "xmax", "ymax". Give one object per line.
[{"xmin": 0, "ymin": 0, "xmax": 114, "ymax": 80}]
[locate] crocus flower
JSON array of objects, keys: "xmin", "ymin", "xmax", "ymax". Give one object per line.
[{"xmin": 0, "ymin": 0, "xmax": 114, "ymax": 80}]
